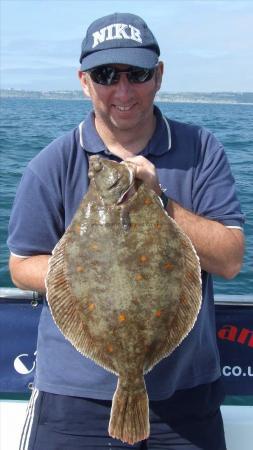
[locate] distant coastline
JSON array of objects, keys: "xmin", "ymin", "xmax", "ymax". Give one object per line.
[{"xmin": 1, "ymin": 89, "xmax": 253, "ymax": 105}]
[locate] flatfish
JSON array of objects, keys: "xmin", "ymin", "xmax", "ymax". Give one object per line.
[{"xmin": 46, "ymin": 155, "xmax": 202, "ymax": 444}]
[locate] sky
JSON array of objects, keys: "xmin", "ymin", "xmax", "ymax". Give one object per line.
[{"xmin": 1, "ymin": 0, "xmax": 253, "ymax": 92}]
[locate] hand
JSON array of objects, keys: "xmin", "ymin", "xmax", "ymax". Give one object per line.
[{"xmin": 124, "ymin": 156, "xmax": 161, "ymax": 195}]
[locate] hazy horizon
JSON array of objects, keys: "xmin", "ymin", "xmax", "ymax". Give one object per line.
[{"xmin": 2, "ymin": 87, "xmax": 253, "ymax": 94}]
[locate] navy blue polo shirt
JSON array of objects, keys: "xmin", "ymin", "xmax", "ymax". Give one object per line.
[{"xmin": 7, "ymin": 106, "xmax": 244, "ymax": 400}]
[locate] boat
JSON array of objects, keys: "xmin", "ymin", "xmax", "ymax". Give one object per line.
[{"xmin": 0, "ymin": 288, "xmax": 252, "ymax": 449}]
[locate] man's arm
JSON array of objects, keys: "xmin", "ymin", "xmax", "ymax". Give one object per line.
[
  {"xmin": 9, "ymin": 254, "xmax": 50, "ymax": 293},
  {"xmin": 167, "ymin": 200, "xmax": 244, "ymax": 279},
  {"xmin": 9, "ymin": 151, "xmax": 244, "ymax": 291},
  {"xmin": 125, "ymin": 155, "xmax": 245, "ymax": 279}
]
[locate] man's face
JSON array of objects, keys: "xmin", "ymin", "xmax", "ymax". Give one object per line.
[{"xmin": 78, "ymin": 63, "xmax": 163, "ymax": 134}]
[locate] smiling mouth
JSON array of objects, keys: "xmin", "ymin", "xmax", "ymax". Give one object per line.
[{"xmin": 115, "ymin": 104, "xmax": 134, "ymax": 112}]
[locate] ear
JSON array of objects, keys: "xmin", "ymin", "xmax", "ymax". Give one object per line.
[
  {"xmin": 155, "ymin": 61, "xmax": 164, "ymax": 92},
  {"xmin": 78, "ymin": 70, "xmax": 91, "ymax": 98}
]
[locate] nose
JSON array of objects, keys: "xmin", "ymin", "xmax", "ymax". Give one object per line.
[{"xmin": 114, "ymin": 73, "xmax": 133, "ymax": 98}]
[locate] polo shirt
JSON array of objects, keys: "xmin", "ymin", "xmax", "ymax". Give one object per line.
[{"xmin": 7, "ymin": 106, "xmax": 244, "ymax": 400}]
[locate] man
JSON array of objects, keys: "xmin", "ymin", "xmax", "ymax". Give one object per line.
[{"xmin": 8, "ymin": 12, "xmax": 244, "ymax": 450}]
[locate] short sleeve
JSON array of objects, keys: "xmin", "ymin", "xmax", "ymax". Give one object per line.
[
  {"xmin": 7, "ymin": 165, "xmax": 65, "ymax": 257},
  {"xmin": 192, "ymin": 132, "xmax": 244, "ymax": 228}
]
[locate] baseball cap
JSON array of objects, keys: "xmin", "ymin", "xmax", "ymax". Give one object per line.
[{"xmin": 80, "ymin": 13, "xmax": 160, "ymax": 71}]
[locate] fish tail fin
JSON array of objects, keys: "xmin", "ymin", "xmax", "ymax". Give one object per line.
[{"xmin": 108, "ymin": 376, "xmax": 149, "ymax": 444}]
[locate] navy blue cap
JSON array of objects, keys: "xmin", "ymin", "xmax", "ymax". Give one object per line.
[{"xmin": 80, "ymin": 13, "xmax": 160, "ymax": 71}]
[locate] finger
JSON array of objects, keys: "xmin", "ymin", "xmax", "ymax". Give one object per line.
[{"xmin": 121, "ymin": 160, "xmax": 138, "ymax": 177}]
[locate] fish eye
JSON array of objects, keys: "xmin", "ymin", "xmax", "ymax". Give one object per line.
[{"xmin": 93, "ymin": 160, "xmax": 102, "ymax": 172}]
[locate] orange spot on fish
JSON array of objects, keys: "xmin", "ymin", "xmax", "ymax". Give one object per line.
[
  {"xmin": 135, "ymin": 273, "xmax": 144, "ymax": 281},
  {"xmin": 156, "ymin": 223, "xmax": 161, "ymax": 229},
  {"xmin": 139, "ymin": 255, "xmax": 148, "ymax": 263},
  {"xmin": 75, "ymin": 224, "xmax": 81, "ymax": 233},
  {"xmin": 144, "ymin": 198, "xmax": 152, "ymax": 205},
  {"xmin": 107, "ymin": 345, "xmax": 113, "ymax": 353},
  {"xmin": 118, "ymin": 313, "xmax": 126, "ymax": 322},
  {"xmin": 76, "ymin": 265, "xmax": 85, "ymax": 273},
  {"xmin": 90, "ymin": 243, "xmax": 99, "ymax": 251},
  {"xmin": 164, "ymin": 261, "xmax": 174, "ymax": 271},
  {"xmin": 155, "ymin": 310, "xmax": 162, "ymax": 317},
  {"xmin": 88, "ymin": 303, "xmax": 95, "ymax": 312}
]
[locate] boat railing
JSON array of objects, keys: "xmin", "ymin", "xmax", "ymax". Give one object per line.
[
  {"xmin": 0, "ymin": 287, "xmax": 253, "ymax": 306},
  {"xmin": 0, "ymin": 287, "xmax": 42, "ymax": 301},
  {"xmin": 214, "ymin": 294, "xmax": 253, "ymax": 306}
]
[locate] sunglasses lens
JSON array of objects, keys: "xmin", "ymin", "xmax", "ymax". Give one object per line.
[
  {"xmin": 129, "ymin": 68, "xmax": 155, "ymax": 83},
  {"xmin": 89, "ymin": 67, "xmax": 118, "ymax": 85},
  {"xmin": 88, "ymin": 66, "xmax": 155, "ymax": 85}
]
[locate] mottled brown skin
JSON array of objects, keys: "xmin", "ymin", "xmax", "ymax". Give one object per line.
[{"xmin": 46, "ymin": 155, "xmax": 202, "ymax": 444}]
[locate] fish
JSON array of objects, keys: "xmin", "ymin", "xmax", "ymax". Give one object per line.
[{"xmin": 46, "ymin": 155, "xmax": 202, "ymax": 444}]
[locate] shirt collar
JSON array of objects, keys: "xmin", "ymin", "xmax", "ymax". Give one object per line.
[{"xmin": 79, "ymin": 105, "xmax": 171, "ymax": 156}]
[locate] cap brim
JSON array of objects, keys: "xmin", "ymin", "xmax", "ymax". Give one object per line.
[{"xmin": 80, "ymin": 47, "xmax": 158, "ymax": 71}]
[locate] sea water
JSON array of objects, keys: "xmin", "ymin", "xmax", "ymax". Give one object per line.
[{"xmin": 0, "ymin": 98, "xmax": 252, "ymax": 294}]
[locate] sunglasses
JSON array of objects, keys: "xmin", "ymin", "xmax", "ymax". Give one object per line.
[{"xmin": 87, "ymin": 65, "xmax": 156, "ymax": 86}]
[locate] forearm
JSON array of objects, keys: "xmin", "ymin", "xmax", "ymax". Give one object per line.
[
  {"xmin": 9, "ymin": 254, "xmax": 50, "ymax": 293},
  {"xmin": 123, "ymin": 155, "xmax": 244, "ymax": 279},
  {"xmin": 167, "ymin": 200, "xmax": 244, "ymax": 278}
]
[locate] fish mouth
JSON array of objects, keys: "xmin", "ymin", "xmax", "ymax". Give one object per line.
[
  {"xmin": 117, "ymin": 183, "xmax": 136, "ymax": 205},
  {"xmin": 116, "ymin": 163, "xmax": 136, "ymax": 205}
]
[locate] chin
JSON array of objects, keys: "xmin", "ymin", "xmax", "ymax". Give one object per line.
[{"xmin": 110, "ymin": 116, "xmax": 142, "ymax": 131}]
